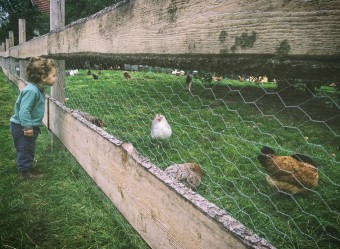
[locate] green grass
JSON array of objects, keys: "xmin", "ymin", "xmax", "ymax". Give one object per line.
[
  {"xmin": 0, "ymin": 73, "xmax": 149, "ymax": 248},
  {"xmin": 63, "ymin": 69, "xmax": 339, "ymax": 249}
]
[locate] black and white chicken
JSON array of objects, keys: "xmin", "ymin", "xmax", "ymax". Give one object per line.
[{"xmin": 186, "ymin": 73, "xmax": 193, "ymax": 92}]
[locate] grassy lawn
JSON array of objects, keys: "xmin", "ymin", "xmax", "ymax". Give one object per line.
[
  {"xmin": 0, "ymin": 72, "xmax": 149, "ymax": 248},
  {"xmin": 63, "ymin": 69, "xmax": 339, "ymax": 249}
]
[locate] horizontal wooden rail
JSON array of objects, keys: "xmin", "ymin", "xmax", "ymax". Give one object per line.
[{"xmin": 1, "ymin": 0, "xmax": 340, "ymax": 80}]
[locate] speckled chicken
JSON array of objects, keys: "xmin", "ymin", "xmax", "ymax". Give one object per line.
[
  {"xmin": 73, "ymin": 110, "xmax": 104, "ymax": 128},
  {"xmin": 257, "ymin": 146, "xmax": 319, "ymax": 194},
  {"xmin": 151, "ymin": 114, "xmax": 172, "ymax": 141},
  {"xmin": 164, "ymin": 163, "xmax": 203, "ymax": 190}
]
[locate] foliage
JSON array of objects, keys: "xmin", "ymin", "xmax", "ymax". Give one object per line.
[
  {"xmin": 0, "ymin": 0, "xmax": 46, "ymax": 42},
  {"xmin": 0, "ymin": 0, "xmax": 121, "ymax": 45}
]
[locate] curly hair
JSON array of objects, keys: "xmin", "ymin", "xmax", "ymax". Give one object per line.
[{"xmin": 26, "ymin": 57, "xmax": 56, "ymax": 83}]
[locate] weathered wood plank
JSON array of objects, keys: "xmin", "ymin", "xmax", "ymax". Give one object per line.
[
  {"xmin": 9, "ymin": 35, "xmax": 48, "ymax": 58},
  {"xmin": 50, "ymin": 0, "xmax": 65, "ymax": 31},
  {"xmin": 18, "ymin": 19, "xmax": 26, "ymax": 44},
  {"xmin": 46, "ymin": 0, "xmax": 339, "ymax": 56},
  {"xmin": 8, "ymin": 31, "xmax": 14, "ymax": 48},
  {"xmin": 1, "ymin": 0, "xmax": 339, "ymax": 80}
]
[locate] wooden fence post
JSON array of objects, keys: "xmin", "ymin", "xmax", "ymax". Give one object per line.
[
  {"xmin": 19, "ymin": 60, "xmax": 27, "ymax": 80},
  {"xmin": 18, "ymin": 19, "xmax": 27, "ymax": 84},
  {"xmin": 52, "ymin": 60, "xmax": 65, "ymax": 102},
  {"xmin": 50, "ymin": 0, "xmax": 65, "ymax": 31},
  {"xmin": 9, "ymin": 31, "xmax": 14, "ymax": 48},
  {"xmin": 18, "ymin": 19, "xmax": 26, "ymax": 44},
  {"xmin": 50, "ymin": 0, "xmax": 65, "ymax": 103},
  {"xmin": 49, "ymin": 0, "xmax": 66, "ymax": 149},
  {"xmin": 5, "ymin": 39, "xmax": 9, "ymax": 51}
]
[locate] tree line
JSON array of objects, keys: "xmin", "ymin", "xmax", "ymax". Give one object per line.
[{"xmin": 0, "ymin": 0, "xmax": 119, "ymax": 45}]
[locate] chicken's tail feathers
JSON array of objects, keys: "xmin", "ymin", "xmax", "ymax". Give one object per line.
[
  {"xmin": 191, "ymin": 163, "xmax": 204, "ymax": 177},
  {"xmin": 291, "ymin": 154, "xmax": 318, "ymax": 168},
  {"xmin": 260, "ymin": 146, "xmax": 275, "ymax": 155}
]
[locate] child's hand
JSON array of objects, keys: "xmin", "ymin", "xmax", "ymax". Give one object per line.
[{"xmin": 24, "ymin": 129, "xmax": 34, "ymax": 137}]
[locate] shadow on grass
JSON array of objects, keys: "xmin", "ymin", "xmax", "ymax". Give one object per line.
[{"xmin": 191, "ymin": 82, "xmax": 340, "ymax": 134}]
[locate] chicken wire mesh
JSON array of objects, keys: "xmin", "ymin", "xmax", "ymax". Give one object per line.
[
  {"xmin": 10, "ymin": 57, "xmax": 340, "ymax": 248},
  {"xmin": 58, "ymin": 58, "xmax": 340, "ymax": 249}
]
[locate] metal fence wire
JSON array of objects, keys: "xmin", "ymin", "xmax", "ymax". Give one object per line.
[{"xmin": 37, "ymin": 58, "xmax": 340, "ymax": 249}]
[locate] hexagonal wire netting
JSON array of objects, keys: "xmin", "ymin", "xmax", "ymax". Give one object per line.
[{"xmin": 52, "ymin": 58, "xmax": 339, "ymax": 249}]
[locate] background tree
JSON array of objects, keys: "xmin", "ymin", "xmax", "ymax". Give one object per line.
[
  {"xmin": 0, "ymin": 0, "xmax": 47, "ymax": 44},
  {"xmin": 0, "ymin": 0, "xmax": 119, "ymax": 45}
]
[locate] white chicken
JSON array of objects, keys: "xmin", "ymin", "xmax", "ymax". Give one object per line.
[
  {"xmin": 151, "ymin": 114, "xmax": 172, "ymax": 142},
  {"xmin": 164, "ymin": 163, "xmax": 203, "ymax": 190}
]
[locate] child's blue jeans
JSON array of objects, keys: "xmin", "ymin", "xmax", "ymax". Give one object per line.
[{"xmin": 10, "ymin": 122, "xmax": 40, "ymax": 173}]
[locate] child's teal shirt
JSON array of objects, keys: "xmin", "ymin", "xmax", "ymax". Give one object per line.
[{"xmin": 10, "ymin": 83, "xmax": 45, "ymax": 130}]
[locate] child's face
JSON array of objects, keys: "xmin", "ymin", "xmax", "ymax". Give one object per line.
[{"xmin": 42, "ymin": 67, "xmax": 57, "ymax": 86}]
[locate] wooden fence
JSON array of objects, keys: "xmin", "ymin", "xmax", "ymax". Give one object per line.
[
  {"xmin": 1, "ymin": 0, "xmax": 340, "ymax": 81},
  {"xmin": 1, "ymin": 0, "xmax": 339, "ymax": 248}
]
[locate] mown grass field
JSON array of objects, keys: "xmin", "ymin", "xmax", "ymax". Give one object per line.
[
  {"xmin": 0, "ymin": 72, "xmax": 150, "ymax": 248},
  {"xmin": 64, "ymin": 69, "xmax": 339, "ymax": 249}
]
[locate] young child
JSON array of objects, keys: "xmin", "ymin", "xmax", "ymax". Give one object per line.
[{"xmin": 10, "ymin": 57, "xmax": 57, "ymax": 179}]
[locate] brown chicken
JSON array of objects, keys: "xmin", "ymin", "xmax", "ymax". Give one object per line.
[
  {"xmin": 164, "ymin": 163, "xmax": 203, "ymax": 190},
  {"xmin": 73, "ymin": 110, "xmax": 104, "ymax": 128},
  {"xmin": 124, "ymin": 71, "xmax": 131, "ymax": 79},
  {"xmin": 257, "ymin": 146, "xmax": 319, "ymax": 194}
]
